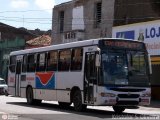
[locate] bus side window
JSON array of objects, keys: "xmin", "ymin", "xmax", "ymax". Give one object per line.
[
  {"xmin": 71, "ymin": 48, "xmax": 83, "ymax": 71},
  {"xmin": 36, "ymin": 53, "xmax": 47, "ymax": 72},
  {"xmin": 46, "ymin": 51, "xmax": 58, "ymax": 71},
  {"xmin": 9, "ymin": 56, "xmax": 16, "ymax": 73},
  {"xmin": 22, "ymin": 55, "xmax": 27, "ymax": 73},
  {"xmin": 58, "ymin": 49, "xmax": 71, "ymax": 71},
  {"xmin": 27, "ymin": 54, "xmax": 36, "ymax": 72}
]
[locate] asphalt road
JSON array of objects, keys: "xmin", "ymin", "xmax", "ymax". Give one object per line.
[{"xmin": 0, "ymin": 96, "xmax": 159, "ymax": 120}]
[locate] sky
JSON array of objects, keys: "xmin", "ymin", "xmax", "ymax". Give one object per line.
[{"xmin": 0, "ymin": 0, "xmax": 70, "ymax": 31}]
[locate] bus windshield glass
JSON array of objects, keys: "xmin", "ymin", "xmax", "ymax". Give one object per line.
[{"xmin": 101, "ymin": 49, "xmax": 149, "ymax": 86}]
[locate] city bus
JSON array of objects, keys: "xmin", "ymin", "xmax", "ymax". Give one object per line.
[{"xmin": 8, "ymin": 38, "xmax": 151, "ymax": 113}]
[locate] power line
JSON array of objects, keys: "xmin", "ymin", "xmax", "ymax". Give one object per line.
[
  {"xmin": 0, "ymin": 16, "xmax": 159, "ymax": 26},
  {"xmin": 0, "ymin": 1, "xmax": 158, "ymax": 14},
  {"xmin": 0, "ymin": 9, "xmax": 53, "ymax": 13},
  {"xmin": 0, "ymin": 18, "xmax": 52, "ymax": 25},
  {"xmin": 0, "ymin": 16, "xmax": 52, "ymax": 20}
]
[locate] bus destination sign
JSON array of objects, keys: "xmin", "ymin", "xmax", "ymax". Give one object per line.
[{"xmin": 103, "ymin": 40, "xmax": 144, "ymax": 49}]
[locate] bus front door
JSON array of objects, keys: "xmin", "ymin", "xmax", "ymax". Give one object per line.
[
  {"xmin": 15, "ymin": 60, "xmax": 22, "ymax": 97},
  {"xmin": 84, "ymin": 52, "xmax": 97, "ymax": 104}
]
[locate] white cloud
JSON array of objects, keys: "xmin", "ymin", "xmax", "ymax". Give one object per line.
[
  {"xmin": 35, "ymin": 0, "xmax": 55, "ymax": 13},
  {"xmin": 11, "ymin": 0, "xmax": 29, "ymax": 9}
]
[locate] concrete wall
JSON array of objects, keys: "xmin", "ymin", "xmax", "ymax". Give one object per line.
[
  {"xmin": 114, "ymin": 0, "xmax": 160, "ymax": 26},
  {"xmin": 52, "ymin": 2, "xmax": 74, "ymax": 44},
  {"xmin": 84, "ymin": 0, "xmax": 115, "ymax": 39},
  {"xmin": 52, "ymin": 0, "xmax": 115, "ymax": 44}
]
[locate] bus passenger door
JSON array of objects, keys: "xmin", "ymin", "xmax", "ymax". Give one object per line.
[
  {"xmin": 15, "ymin": 57, "xmax": 22, "ymax": 97},
  {"xmin": 84, "ymin": 52, "xmax": 97, "ymax": 104}
]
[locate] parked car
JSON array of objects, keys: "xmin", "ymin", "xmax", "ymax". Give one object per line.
[{"xmin": 0, "ymin": 77, "xmax": 8, "ymax": 96}]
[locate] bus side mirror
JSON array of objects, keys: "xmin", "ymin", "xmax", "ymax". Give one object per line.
[
  {"xmin": 96, "ymin": 54, "xmax": 101, "ymax": 67},
  {"xmin": 148, "ymin": 54, "xmax": 152, "ymax": 74}
]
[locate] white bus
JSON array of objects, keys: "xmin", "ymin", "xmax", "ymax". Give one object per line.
[{"xmin": 8, "ymin": 38, "xmax": 151, "ymax": 113}]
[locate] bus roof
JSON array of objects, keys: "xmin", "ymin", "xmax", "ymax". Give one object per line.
[{"xmin": 10, "ymin": 38, "xmax": 141, "ymax": 56}]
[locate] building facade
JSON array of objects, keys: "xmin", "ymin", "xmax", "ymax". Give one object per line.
[
  {"xmin": 0, "ymin": 23, "xmax": 35, "ymax": 81},
  {"xmin": 52, "ymin": 0, "xmax": 115, "ymax": 44},
  {"xmin": 52, "ymin": 0, "xmax": 160, "ymax": 44}
]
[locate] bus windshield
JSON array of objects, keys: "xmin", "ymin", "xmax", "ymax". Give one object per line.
[{"xmin": 101, "ymin": 49, "xmax": 149, "ymax": 86}]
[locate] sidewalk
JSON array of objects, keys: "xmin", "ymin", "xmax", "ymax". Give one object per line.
[
  {"xmin": 147, "ymin": 100, "xmax": 160, "ymax": 108},
  {"xmin": 139, "ymin": 100, "xmax": 160, "ymax": 113}
]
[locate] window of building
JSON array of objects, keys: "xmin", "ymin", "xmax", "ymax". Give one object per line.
[
  {"xmin": 59, "ymin": 11, "xmax": 64, "ymax": 33},
  {"xmin": 64, "ymin": 32, "xmax": 76, "ymax": 39},
  {"xmin": 47, "ymin": 51, "xmax": 58, "ymax": 71},
  {"xmin": 9, "ymin": 56, "xmax": 16, "ymax": 72},
  {"xmin": 94, "ymin": 2, "xmax": 102, "ymax": 28},
  {"xmin": 36, "ymin": 53, "xmax": 47, "ymax": 72},
  {"xmin": 59, "ymin": 49, "xmax": 71, "ymax": 71},
  {"xmin": 27, "ymin": 54, "xmax": 36, "ymax": 72},
  {"xmin": 71, "ymin": 48, "xmax": 83, "ymax": 71}
]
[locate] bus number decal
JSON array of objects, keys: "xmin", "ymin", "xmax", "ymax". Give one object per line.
[
  {"xmin": 9, "ymin": 77, "xmax": 15, "ymax": 83},
  {"xmin": 26, "ymin": 77, "xmax": 34, "ymax": 81}
]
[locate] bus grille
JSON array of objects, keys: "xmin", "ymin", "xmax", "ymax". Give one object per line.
[{"xmin": 118, "ymin": 94, "xmax": 140, "ymax": 98}]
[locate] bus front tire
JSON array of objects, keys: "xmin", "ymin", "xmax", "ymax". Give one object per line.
[
  {"xmin": 26, "ymin": 87, "xmax": 42, "ymax": 105},
  {"xmin": 113, "ymin": 106, "xmax": 125, "ymax": 114},
  {"xmin": 73, "ymin": 90, "xmax": 87, "ymax": 112},
  {"xmin": 26, "ymin": 87, "xmax": 34, "ymax": 105}
]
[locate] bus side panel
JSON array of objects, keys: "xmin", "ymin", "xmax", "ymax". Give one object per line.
[
  {"xmin": 20, "ymin": 88, "xmax": 26, "ymax": 98},
  {"xmin": 8, "ymin": 72, "xmax": 16, "ymax": 96},
  {"xmin": 35, "ymin": 89, "xmax": 57, "ymax": 101},
  {"xmin": 34, "ymin": 72, "xmax": 56, "ymax": 101},
  {"xmin": 56, "ymin": 72, "xmax": 83, "ymax": 103}
]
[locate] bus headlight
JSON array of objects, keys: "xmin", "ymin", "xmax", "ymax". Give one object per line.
[
  {"xmin": 141, "ymin": 93, "xmax": 151, "ymax": 97},
  {"xmin": 100, "ymin": 93, "xmax": 116, "ymax": 97}
]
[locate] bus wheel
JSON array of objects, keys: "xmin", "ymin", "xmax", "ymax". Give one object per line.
[
  {"xmin": 26, "ymin": 87, "xmax": 34, "ymax": 105},
  {"xmin": 113, "ymin": 106, "xmax": 125, "ymax": 114},
  {"xmin": 73, "ymin": 90, "xmax": 87, "ymax": 112},
  {"xmin": 5, "ymin": 90, "xmax": 9, "ymax": 96},
  {"xmin": 58, "ymin": 102, "xmax": 71, "ymax": 108}
]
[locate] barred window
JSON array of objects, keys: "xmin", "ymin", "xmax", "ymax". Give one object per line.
[{"xmin": 94, "ymin": 2, "xmax": 102, "ymax": 28}]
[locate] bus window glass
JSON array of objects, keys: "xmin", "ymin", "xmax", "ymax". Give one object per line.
[
  {"xmin": 59, "ymin": 49, "xmax": 71, "ymax": 71},
  {"xmin": 47, "ymin": 51, "xmax": 58, "ymax": 71},
  {"xmin": 36, "ymin": 53, "xmax": 47, "ymax": 72},
  {"xmin": 128, "ymin": 51, "xmax": 146, "ymax": 75},
  {"xmin": 71, "ymin": 48, "xmax": 83, "ymax": 71},
  {"xmin": 102, "ymin": 50, "xmax": 128, "ymax": 85},
  {"xmin": 27, "ymin": 54, "xmax": 36, "ymax": 72},
  {"xmin": 9, "ymin": 56, "xmax": 16, "ymax": 72},
  {"xmin": 22, "ymin": 55, "xmax": 27, "ymax": 72}
]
